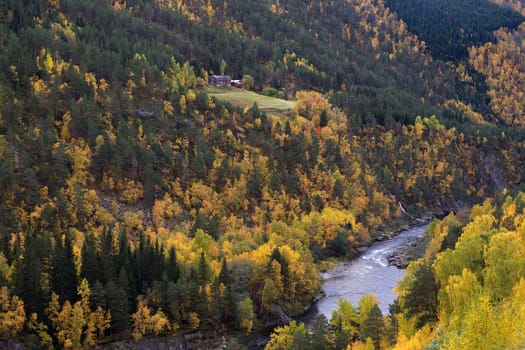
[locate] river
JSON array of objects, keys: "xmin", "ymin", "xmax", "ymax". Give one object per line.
[
  {"xmin": 245, "ymin": 223, "xmax": 429, "ymax": 348},
  {"xmin": 299, "ymin": 223, "xmax": 429, "ymax": 324}
]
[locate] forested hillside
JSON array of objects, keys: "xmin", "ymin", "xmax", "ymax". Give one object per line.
[
  {"xmin": 383, "ymin": 0, "xmax": 524, "ymax": 61},
  {"xmin": 1, "ymin": 0, "xmax": 525, "ymax": 348}
]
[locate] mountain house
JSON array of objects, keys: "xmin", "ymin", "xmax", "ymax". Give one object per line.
[{"xmin": 209, "ymin": 75, "xmax": 231, "ymax": 86}]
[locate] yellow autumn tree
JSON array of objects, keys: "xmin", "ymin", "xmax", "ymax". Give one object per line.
[
  {"xmin": 47, "ymin": 279, "xmax": 110, "ymax": 348},
  {"xmin": 131, "ymin": 298, "xmax": 171, "ymax": 340},
  {"xmin": 0, "ymin": 286, "xmax": 26, "ymax": 339}
]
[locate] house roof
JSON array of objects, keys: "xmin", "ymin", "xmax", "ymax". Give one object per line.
[{"xmin": 210, "ymin": 75, "xmax": 231, "ymax": 79}]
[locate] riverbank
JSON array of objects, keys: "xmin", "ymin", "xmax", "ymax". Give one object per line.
[
  {"xmin": 317, "ymin": 212, "xmax": 433, "ymax": 272},
  {"xmin": 386, "ymin": 228, "xmax": 431, "ymax": 268}
]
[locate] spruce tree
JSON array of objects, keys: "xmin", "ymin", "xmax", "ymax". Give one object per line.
[
  {"xmin": 81, "ymin": 232, "xmax": 99, "ymax": 283},
  {"xmin": 361, "ymin": 304, "xmax": 385, "ymax": 350},
  {"xmin": 218, "ymin": 258, "xmax": 230, "ymax": 286},
  {"xmin": 105, "ymin": 280, "xmax": 130, "ymax": 332},
  {"xmin": 51, "ymin": 233, "xmax": 77, "ymax": 303},
  {"xmin": 99, "ymin": 227, "xmax": 117, "ymax": 284},
  {"xmin": 198, "ymin": 252, "xmax": 210, "ymax": 285},
  {"xmin": 165, "ymin": 246, "xmax": 180, "ymax": 282},
  {"xmin": 310, "ymin": 315, "xmax": 329, "ymax": 350},
  {"xmin": 319, "ymin": 110, "xmax": 329, "ymax": 128},
  {"xmin": 15, "ymin": 232, "xmax": 52, "ymax": 315}
]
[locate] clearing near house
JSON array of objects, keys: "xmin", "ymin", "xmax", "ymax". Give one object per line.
[{"xmin": 206, "ymin": 86, "xmax": 296, "ymax": 113}]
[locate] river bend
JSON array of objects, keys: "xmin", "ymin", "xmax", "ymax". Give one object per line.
[{"xmin": 300, "ymin": 223, "xmax": 429, "ymax": 324}]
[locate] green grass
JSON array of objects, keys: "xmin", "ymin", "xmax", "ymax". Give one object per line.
[{"xmin": 205, "ymin": 86, "xmax": 295, "ymax": 112}]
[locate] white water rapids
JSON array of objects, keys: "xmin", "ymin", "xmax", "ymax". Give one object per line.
[{"xmin": 300, "ymin": 223, "xmax": 429, "ymax": 323}]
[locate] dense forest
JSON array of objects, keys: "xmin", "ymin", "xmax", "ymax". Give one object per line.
[
  {"xmin": 0, "ymin": 0, "xmax": 525, "ymax": 348},
  {"xmin": 383, "ymin": 0, "xmax": 524, "ymax": 61}
]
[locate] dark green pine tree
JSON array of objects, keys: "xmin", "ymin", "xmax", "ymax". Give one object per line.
[
  {"xmin": 117, "ymin": 267, "xmax": 134, "ymax": 309},
  {"xmin": 144, "ymin": 239, "xmax": 157, "ymax": 287},
  {"xmin": 190, "ymin": 150, "xmax": 207, "ymax": 180},
  {"xmin": 90, "ymin": 280, "xmax": 106, "ymax": 308},
  {"xmin": 105, "ymin": 280, "xmax": 130, "ymax": 332},
  {"xmin": 117, "ymin": 230, "xmax": 137, "ymax": 299},
  {"xmin": 14, "ymin": 232, "xmax": 52, "ymax": 315},
  {"xmin": 269, "ymin": 170, "xmax": 281, "ymax": 192},
  {"xmin": 117, "ymin": 230, "xmax": 131, "ymax": 269},
  {"xmin": 132, "ymin": 233, "xmax": 164, "ymax": 293},
  {"xmin": 399, "ymin": 261, "xmax": 438, "ymax": 328},
  {"xmin": 332, "ymin": 178, "xmax": 345, "ymax": 200},
  {"xmin": 309, "ymin": 133, "xmax": 320, "ymax": 168},
  {"xmin": 165, "ymin": 280, "xmax": 181, "ymax": 322},
  {"xmin": 214, "ymin": 158, "xmax": 229, "ymax": 193},
  {"xmin": 175, "ymin": 277, "xmax": 195, "ymax": 323},
  {"xmin": 210, "ymin": 282, "xmax": 224, "ymax": 326},
  {"xmin": 385, "ymin": 312, "xmax": 399, "ymax": 347},
  {"xmin": 285, "ymin": 120, "xmax": 292, "ymax": 135},
  {"xmin": 132, "ymin": 234, "xmax": 147, "ymax": 294},
  {"xmin": 218, "ymin": 258, "xmax": 231, "ymax": 286},
  {"xmin": 246, "ymin": 172, "xmax": 262, "ymax": 200},
  {"xmin": 165, "ymin": 246, "xmax": 180, "ymax": 282},
  {"xmin": 319, "ymin": 110, "xmax": 329, "ymax": 128},
  {"xmin": 198, "ymin": 252, "xmax": 210, "ymax": 286},
  {"xmin": 99, "ymin": 226, "xmax": 117, "ymax": 284},
  {"xmin": 190, "ymin": 212, "xmax": 207, "ymax": 237},
  {"xmin": 151, "ymin": 238, "xmax": 165, "ymax": 282},
  {"xmin": 51, "ymin": 233, "xmax": 78, "ymax": 303},
  {"xmin": 310, "ymin": 314, "xmax": 329, "ymax": 350},
  {"xmin": 142, "ymin": 156, "xmax": 159, "ymax": 208},
  {"xmin": 223, "ymin": 285, "xmax": 238, "ymax": 328},
  {"xmin": 195, "ymin": 285, "xmax": 210, "ymax": 327},
  {"xmin": 81, "ymin": 232, "xmax": 99, "ymax": 283},
  {"xmin": 217, "ymin": 258, "xmax": 238, "ymax": 327},
  {"xmin": 334, "ymin": 325, "xmax": 353, "ymax": 350},
  {"xmin": 361, "ymin": 304, "xmax": 385, "ymax": 350}
]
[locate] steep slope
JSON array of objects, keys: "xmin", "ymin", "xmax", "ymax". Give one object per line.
[
  {"xmin": 384, "ymin": 0, "xmax": 524, "ymax": 61},
  {"xmin": 385, "ymin": 0, "xmax": 525, "ymax": 125},
  {"xmin": 0, "ymin": 0, "xmax": 524, "ymax": 347},
  {"xmin": 7, "ymin": 0, "xmax": 462, "ymax": 120}
]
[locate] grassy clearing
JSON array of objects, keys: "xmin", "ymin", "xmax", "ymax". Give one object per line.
[{"xmin": 205, "ymin": 86, "xmax": 296, "ymax": 112}]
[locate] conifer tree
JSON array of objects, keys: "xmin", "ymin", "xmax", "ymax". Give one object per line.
[
  {"xmin": 165, "ymin": 246, "xmax": 180, "ymax": 282},
  {"xmin": 15, "ymin": 232, "xmax": 52, "ymax": 315},
  {"xmin": 361, "ymin": 303, "xmax": 384, "ymax": 350},
  {"xmin": 105, "ymin": 280, "xmax": 130, "ymax": 332},
  {"xmin": 218, "ymin": 258, "xmax": 231, "ymax": 286},
  {"xmin": 310, "ymin": 314, "xmax": 329, "ymax": 350},
  {"xmin": 81, "ymin": 232, "xmax": 99, "ymax": 283},
  {"xmin": 99, "ymin": 227, "xmax": 117, "ymax": 284},
  {"xmin": 51, "ymin": 233, "xmax": 78, "ymax": 304},
  {"xmin": 198, "ymin": 252, "xmax": 211, "ymax": 285},
  {"xmin": 320, "ymin": 110, "xmax": 329, "ymax": 128}
]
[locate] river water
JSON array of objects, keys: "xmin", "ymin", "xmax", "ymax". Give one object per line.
[
  {"xmin": 245, "ymin": 223, "xmax": 429, "ymax": 348},
  {"xmin": 299, "ymin": 223, "xmax": 429, "ymax": 324}
]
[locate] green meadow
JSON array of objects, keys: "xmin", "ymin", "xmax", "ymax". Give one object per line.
[{"xmin": 206, "ymin": 86, "xmax": 296, "ymax": 113}]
